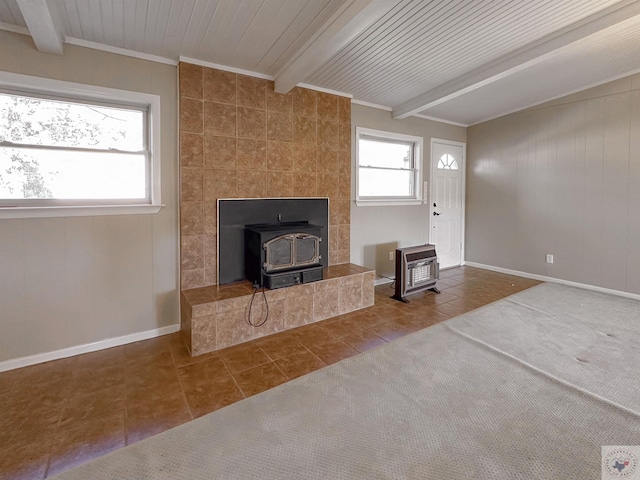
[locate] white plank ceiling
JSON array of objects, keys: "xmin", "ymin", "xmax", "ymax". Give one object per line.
[{"xmin": 1, "ymin": 0, "xmax": 640, "ymax": 125}]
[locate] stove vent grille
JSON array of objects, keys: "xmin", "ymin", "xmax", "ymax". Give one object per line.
[{"xmin": 392, "ymin": 244, "xmax": 439, "ymax": 302}]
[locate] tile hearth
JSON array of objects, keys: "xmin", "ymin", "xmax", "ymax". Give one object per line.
[{"xmin": 181, "ymin": 264, "xmax": 375, "ymax": 355}]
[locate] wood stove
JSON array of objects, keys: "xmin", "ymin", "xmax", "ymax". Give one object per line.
[
  {"xmin": 245, "ymin": 221, "xmax": 324, "ymax": 289},
  {"xmin": 218, "ymin": 198, "xmax": 328, "ymax": 285}
]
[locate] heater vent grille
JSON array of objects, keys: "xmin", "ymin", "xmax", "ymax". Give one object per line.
[{"xmin": 392, "ymin": 244, "xmax": 439, "ymax": 302}]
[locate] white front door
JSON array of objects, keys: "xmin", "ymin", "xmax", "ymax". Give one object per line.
[{"xmin": 430, "ymin": 139, "xmax": 465, "ymax": 269}]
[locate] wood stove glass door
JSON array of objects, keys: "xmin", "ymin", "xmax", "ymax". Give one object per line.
[{"xmin": 264, "ymin": 235, "xmax": 294, "ymax": 272}]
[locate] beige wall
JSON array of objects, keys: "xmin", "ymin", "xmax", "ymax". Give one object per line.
[
  {"xmin": 466, "ymin": 73, "xmax": 640, "ymax": 295},
  {"xmin": 178, "ymin": 63, "xmax": 351, "ymax": 289},
  {"xmin": 350, "ymin": 104, "xmax": 466, "ymax": 278},
  {"xmin": 0, "ymin": 31, "xmax": 179, "ymax": 364}
]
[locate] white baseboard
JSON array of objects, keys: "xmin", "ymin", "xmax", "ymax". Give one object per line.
[
  {"xmin": 464, "ymin": 261, "xmax": 640, "ymax": 302},
  {"xmin": 0, "ymin": 324, "xmax": 180, "ymax": 373}
]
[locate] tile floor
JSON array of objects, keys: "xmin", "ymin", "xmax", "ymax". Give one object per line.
[{"xmin": 0, "ymin": 266, "xmax": 540, "ymax": 479}]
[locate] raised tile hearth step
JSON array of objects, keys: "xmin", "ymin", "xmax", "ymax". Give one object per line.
[{"xmin": 181, "ymin": 264, "xmax": 375, "ymax": 356}]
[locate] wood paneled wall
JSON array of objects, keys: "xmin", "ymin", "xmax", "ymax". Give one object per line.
[{"xmin": 467, "ymin": 75, "xmax": 640, "ymax": 294}]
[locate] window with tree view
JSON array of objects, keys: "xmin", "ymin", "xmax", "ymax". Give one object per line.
[
  {"xmin": 0, "ymin": 88, "xmax": 152, "ymax": 208},
  {"xmin": 356, "ymin": 127, "xmax": 422, "ymax": 205}
]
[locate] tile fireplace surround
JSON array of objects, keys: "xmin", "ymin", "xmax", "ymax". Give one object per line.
[
  {"xmin": 182, "ymin": 264, "xmax": 375, "ymax": 355},
  {"xmin": 178, "ymin": 62, "xmax": 352, "ymax": 290},
  {"xmin": 178, "ymin": 61, "xmax": 355, "ymax": 355}
]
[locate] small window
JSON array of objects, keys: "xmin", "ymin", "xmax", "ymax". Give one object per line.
[
  {"xmin": 437, "ymin": 153, "xmax": 459, "ymax": 170},
  {"xmin": 0, "ymin": 71, "xmax": 162, "ymax": 218},
  {"xmin": 355, "ymin": 127, "xmax": 423, "ymax": 206}
]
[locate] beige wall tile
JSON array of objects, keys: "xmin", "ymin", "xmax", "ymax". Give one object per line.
[
  {"xmin": 285, "ymin": 295, "xmax": 314, "ymax": 328},
  {"xmin": 204, "ymin": 169, "xmax": 237, "ymax": 200},
  {"xmin": 317, "ymin": 119, "xmax": 339, "ymax": 148},
  {"xmin": 237, "ymin": 106, "xmax": 266, "ymax": 139},
  {"xmin": 293, "ymin": 87, "xmax": 316, "ymax": 117},
  {"xmin": 317, "ymin": 147, "xmax": 339, "ymax": 173},
  {"xmin": 267, "ymin": 140, "xmax": 293, "ymax": 171},
  {"xmin": 339, "ymin": 123, "xmax": 351, "ymax": 150},
  {"xmin": 363, "ymin": 271, "xmax": 376, "ymax": 283},
  {"xmin": 204, "ymin": 268, "xmax": 217, "ymax": 286},
  {"xmin": 267, "ymin": 171, "xmax": 294, "ymax": 197},
  {"xmin": 293, "ymin": 172, "xmax": 317, "ymax": 197},
  {"xmin": 181, "ymin": 236, "xmax": 205, "ymax": 270},
  {"xmin": 335, "ymin": 199, "xmax": 351, "ymax": 225},
  {"xmin": 217, "ymin": 296, "xmax": 250, "ymax": 313},
  {"xmin": 204, "ymin": 202, "xmax": 217, "ymax": 235},
  {"xmin": 251, "ymin": 299, "xmax": 285, "ymax": 338},
  {"xmin": 293, "ymin": 145, "xmax": 317, "ymax": 172},
  {"xmin": 180, "ymin": 98, "xmax": 203, "ymax": 133},
  {"xmin": 341, "ymin": 273, "xmax": 362, "ymax": 286},
  {"xmin": 237, "ymin": 139, "xmax": 266, "ymax": 171},
  {"xmin": 317, "ymin": 92, "xmax": 339, "ymax": 121},
  {"xmin": 337, "ymin": 249, "xmax": 350, "ymax": 264},
  {"xmin": 361, "ymin": 276, "xmax": 375, "ymax": 307},
  {"xmin": 217, "ymin": 308, "xmax": 252, "ymax": 349},
  {"xmin": 338, "ymin": 96, "xmax": 351, "ymax": 124},
  {"xmin": 329, "ymin": 226, "xmax": 339, "ymax": 256},
  {"xmin": 294, "ymin": 115, "xmax": 317, "ymax": 144},
  {"xmin": 191, "ymin": 314, "xmax": 216, "ymax": 356},
  {"xmin": 267, "ymin": 111, "xmax": 293, "ymax": 142},
  {"xmin": 317, "ymin": 173, "xmax": 339, "ymax": 200},
  {"xmin": 204, "ymin": 135, "xmax": 236, "ymax": 170},
  {"xmin": 264, "ymin": 288, "xmax": 289, "ymax": 302},
  {"xmin": 339, "ymin": 281, "xmax": 362, "ymax": 314},
  {"xmin": 204, "ymin": 235, "xmax": 217, "ymax": 268},
  {"xmin": 191, "ymin": 301, "xmax": 216, "ymax": 318},
  {"xmin": 180, "ymin": 202, "xmax": 204, "ymax": 236},
  {"xmin": 182, "ymin": 269, "xmax": 205, "ymax": 290},
  {"xmin": 315, "ymin": 277, "xmax": 341, "ymax": 291},
  {"xmin": 339, "ymin": 148, "xmax": 351, "ymax": 175},
  {"xmin": 204, "ymin": 68, "xmax": 236, "ymax": 104},
  {"xmin": 204, "ymin": 102, "xmax": 237, "ymax": 136},
  {"xmin": 329, "ymin": 204, "xmax": 340, "ymax": 226},
  {"xmin": 329, "ymin": 248, "xmax": 338, "ymax": 266},
  {"xmin": 179, "ymin": 62, "xmax": 203, "ymax": 99},
  {"xmin": 267, "ymin": 87, "xmax": 293, "ymax": 113},
  {"xmin": 338, "ymin": 172, "xmax": 350, "ymax": 199},
  {"xmin": 181, "ymin": 168, "xmax": 203, "ymax": 202},
  {"xmin": 180, "ymin": 133, "xmax": 204, "ymax": 167},
  {"xmin": 237, "ymin": 75, "xmax": 267, "ymax": 109},
  {"xmin": 181, "ymin": 301, "xmax": 193, "ymax": 352},
  {"xmin": 338, "ymin": 225, "xmax": 350, "ymax": 251},
  {"xmin": 238, "ymin": 170, "xmax": 267, "ymax": 198},
  {"xmin": 313, "ymin": 288, "xmax": 340, "ymax": 321}
]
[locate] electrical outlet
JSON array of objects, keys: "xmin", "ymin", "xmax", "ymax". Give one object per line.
[
  {"xmin": 546, "ymin": 254, "xmax": 554, "ymax": 264},
  {"xmin": 389, "ymin": 251, "xmax": 394, "ymax": 261}
]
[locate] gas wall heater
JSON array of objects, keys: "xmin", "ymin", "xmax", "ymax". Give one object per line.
[{"xmin": 392, "ymin": 244, "xmax": 440, "ymax": 303}]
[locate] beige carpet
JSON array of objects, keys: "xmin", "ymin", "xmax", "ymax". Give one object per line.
[{"xmin": 53, "ymin": 283, "xmax": 640, "ymax": 479}]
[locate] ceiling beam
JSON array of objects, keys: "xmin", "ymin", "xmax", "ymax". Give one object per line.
[
  {"xmin": 16, "ymin": 0, "xmax": 63, "ymax": 55},
  {"xmin": 274, "ymin": 0, "xmax": 389, "ymax": 94},
  {"xmin": 392, "ymin": 0, "xmax": 640, "ymax": 119}
]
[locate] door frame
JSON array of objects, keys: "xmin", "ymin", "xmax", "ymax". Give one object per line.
[{"xmin": 429, "ymin": 138, "xmax": 467, "ymax": 268}]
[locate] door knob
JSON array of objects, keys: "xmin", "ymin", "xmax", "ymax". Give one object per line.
[{"xmin": 433, "ymin": 212, "xmax": 440, "ymax": 216}]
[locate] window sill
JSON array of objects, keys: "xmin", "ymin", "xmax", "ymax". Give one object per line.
[
  {"xmin": 355, "ymin": 199, "xmax": 425, "ymax": 207},
  {"xmin": 0, "ymin": 204, "xmax": 164, "ymax": 219}
]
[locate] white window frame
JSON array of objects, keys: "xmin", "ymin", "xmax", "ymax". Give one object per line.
[
  {"xmin": 0, "ymin": 71, "xmax": 162, "ymax": 219},
  {"xmin": 355, "ymin": 127, "xmax": 423, "ymax": 206}
]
